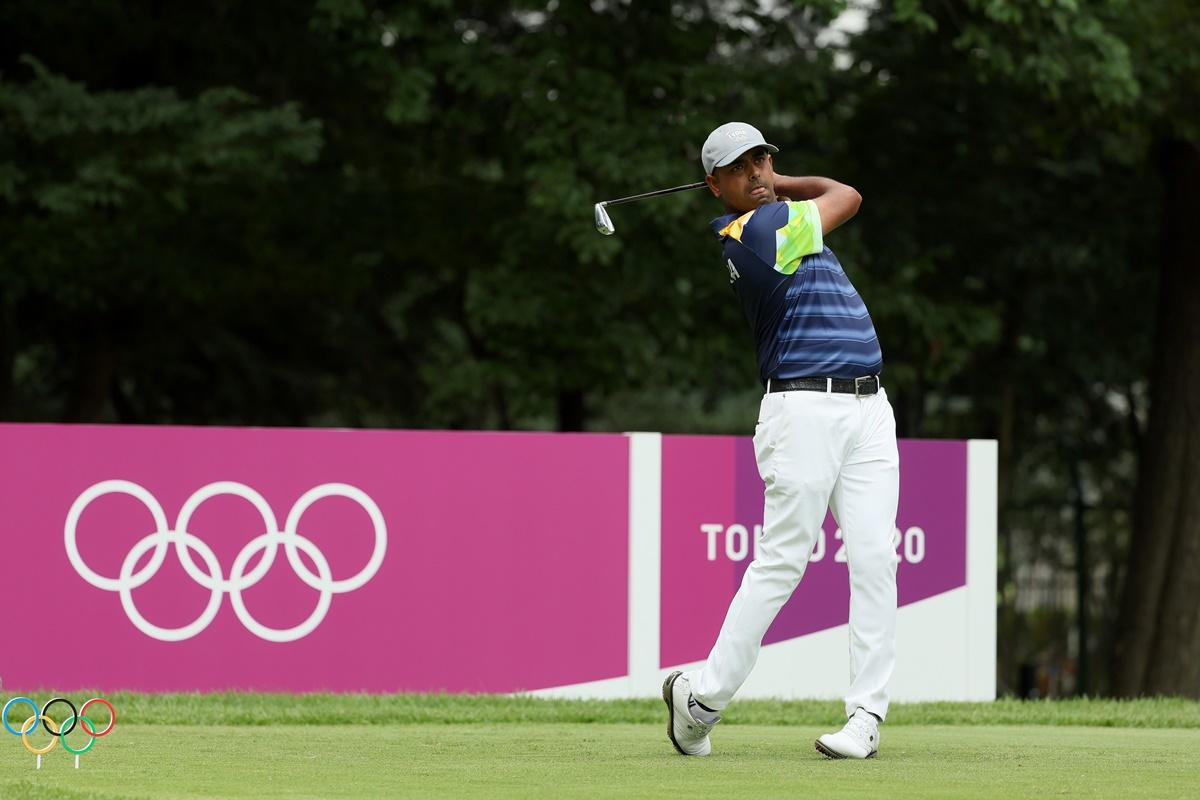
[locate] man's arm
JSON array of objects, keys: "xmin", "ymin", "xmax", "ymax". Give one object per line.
[{"xmin": 773, "ymin": 175, "xmax": 862, "ymax": 235}]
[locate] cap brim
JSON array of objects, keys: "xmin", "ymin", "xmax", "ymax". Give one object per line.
[{"xmin": 712, "ymin": 141, "xmax": 780, "ymax": 171}]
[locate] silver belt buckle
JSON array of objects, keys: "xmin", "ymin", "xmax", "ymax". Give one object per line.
[{"xmin": 854, "ymin": 375, "xmax": 874, "ymax": 398}]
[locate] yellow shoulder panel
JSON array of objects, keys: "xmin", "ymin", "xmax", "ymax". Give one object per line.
[{"xmin": 718, "ymin": 209, "xmax": 756, "ymax": 242}]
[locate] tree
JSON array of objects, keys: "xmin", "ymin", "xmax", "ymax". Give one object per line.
[
  {"xmin": 1109, "ymin": 0, "xmax": 1200, "ymax": 698},
  {"xmin": 873, "ymin": 0, "xmax": 1199, "ymax": 696},
  {"xmin": 0, "ymin": 56, "xmax": 322, "ymax": 421}
]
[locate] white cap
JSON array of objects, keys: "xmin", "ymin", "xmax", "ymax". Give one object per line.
[{"xmin": 701, "ymin": 122, "xmax": 778, "ymax": 175}]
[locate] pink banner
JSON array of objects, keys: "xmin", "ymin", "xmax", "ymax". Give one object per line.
[
  {"xmin": 0, "ymin": 425, "xmax": 629, "ymax": 693},
  {"xmin": 660, "ymin": 437, "xmax": 967, "ymax": 667}
]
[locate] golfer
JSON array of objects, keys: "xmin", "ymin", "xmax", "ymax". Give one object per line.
[{"xmin": 664, "ymin": 122, "xmax": 899, "ymax": 760}]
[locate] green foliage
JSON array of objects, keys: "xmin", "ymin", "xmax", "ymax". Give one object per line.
[
  {"xmin": 896, "ymin": 1, "xmax": 1139, "ymax": 106},
  {"xmin": 2, "ymin": 57, "xmax": 321, "ymax": 220},
  {"xmin": 297, "ymin": 0, "xmax": 859, "ymax": 429},
  {"xmin": 1, "ymin": 0, "xmax": 1176, "ymax": 433},
  {"xmin": 0, "ymin": 52, "xmax": 325, "ymax": 420}
]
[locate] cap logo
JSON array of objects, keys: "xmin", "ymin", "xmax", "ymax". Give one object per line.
[{"xmin": 726, "ymin": 130, "xmax": 747, "ymax": 141}]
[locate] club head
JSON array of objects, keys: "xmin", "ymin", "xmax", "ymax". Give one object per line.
[{"xmin": 594, "ymin": 202, "xmax": 615, "ymax": 236}]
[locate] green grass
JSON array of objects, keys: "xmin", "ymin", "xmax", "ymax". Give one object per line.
[
  {"xmin": 3, "ymin": 724, "xmax": 1199, "ymax": 799},
  {"xmin": 2, "ymin": 695, "xmax": 1198, "ymax": 799},
  {"xmin": 6, "ymin": 692, "xmax": 1199, "ymax": 728}
]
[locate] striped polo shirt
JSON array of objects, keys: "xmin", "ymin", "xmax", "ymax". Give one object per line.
[{"xmin": 711, "ymin": 200, "xmax": 883, "ymax": 384}]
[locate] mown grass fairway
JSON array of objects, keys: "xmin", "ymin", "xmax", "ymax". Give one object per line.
[{"xmin": 2, "ymin": 696, "xmax": 1197, "ymax": 799}]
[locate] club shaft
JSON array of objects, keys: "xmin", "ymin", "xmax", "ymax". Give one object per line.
[{"xmin": 601, "ymin": 182, "xmax": 706, "ymax": 207}]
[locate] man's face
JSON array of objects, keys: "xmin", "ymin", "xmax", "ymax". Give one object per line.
[{"xmin": 705, "ymin": 147, "xmax": 777, "ymax": 213}]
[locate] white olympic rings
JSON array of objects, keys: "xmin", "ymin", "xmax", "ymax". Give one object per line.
[{"xmin": 64, "ymin": 480, "xmax": 387, "ymax": 642}]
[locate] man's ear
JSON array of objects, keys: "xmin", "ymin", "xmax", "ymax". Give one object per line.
[{"xmin": 705, "ymin": 173, "xmax": 721, "ymax": 198}]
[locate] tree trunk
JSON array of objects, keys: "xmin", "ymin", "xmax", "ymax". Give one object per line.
[
  {"xmin": 556, "ymin": 389, "xmax": 585, "ymax": 432},
  {"xmin": 0, "ymin": 295, "xmax": 13, "ymax": 418},
  {"xmin": 891, "ymin": 367, "xmax": 925, "ymax": 438},
  {"xmin": 1111, "ymin": 138, "xmax": 1200, "ymax": 697},
  {"xmin": 65, "ymin": 323, "xmax": 117, "ymax": 423},
  {"xmin": 1069, "ymin": 456, "xmax": 1090, "ymax": 696}
]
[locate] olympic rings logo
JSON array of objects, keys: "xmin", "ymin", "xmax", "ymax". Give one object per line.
[
  {"xmin": 3, "ymin": 696, "xmax": 116, "ymax": 768},
  {"xmin": 65, "ymin": 480, "xmax": 388, "ymax": 642}
]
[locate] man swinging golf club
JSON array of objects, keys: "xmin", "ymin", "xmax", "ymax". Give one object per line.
[{"xmin": 663, "ymin": 122, "xmax": 900, "ymax": 760}]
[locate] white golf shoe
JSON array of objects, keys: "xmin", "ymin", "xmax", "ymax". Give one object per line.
[
  {"xmin": 662, "ymin": 671, "xmax": 718, "ymax": 756},
  {"xmin": 815, "ymin": 708, "xmax": 880, "ymax": 759}
]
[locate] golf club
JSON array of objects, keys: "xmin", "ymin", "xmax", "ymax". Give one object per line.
[{"xmin": 594, "ymin": 181, "xmax": 707, "ymax": 235}]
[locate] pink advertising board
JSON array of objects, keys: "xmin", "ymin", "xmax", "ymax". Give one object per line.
[
  {"xmin": 0, "ymin": 425, "xmax": 629, "ymax": 693},
  {"xmin": 660, "ymin": 437, "xmax": 967, "ymax": 667}
]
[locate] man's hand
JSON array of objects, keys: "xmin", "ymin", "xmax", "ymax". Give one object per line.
[{"xmin": 773, "ymin": 175, "xmax": 862, "ymax": 235}]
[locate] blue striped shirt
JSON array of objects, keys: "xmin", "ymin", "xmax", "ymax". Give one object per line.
[{"xmin": 711, "ymin": 200, "xmax": 883, "ymax": 383}]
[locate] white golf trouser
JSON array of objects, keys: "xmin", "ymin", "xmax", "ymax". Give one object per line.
[{"xmin": 688, "ymin": 386, "xmax": 900, "ymax": 721}]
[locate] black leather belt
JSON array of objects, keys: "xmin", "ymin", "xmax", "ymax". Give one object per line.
[{"xmin": 767, "ymin": 375, "xmax": 880, "ymax": 396}]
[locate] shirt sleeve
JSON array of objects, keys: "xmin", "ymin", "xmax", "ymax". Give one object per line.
[{"xmin": 773, "ymin": 200, "xmax": 824, "ymax": 275}]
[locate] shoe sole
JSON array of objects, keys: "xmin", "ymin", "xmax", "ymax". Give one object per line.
[
  {"xmin": 662, "ymin": 670, "xmax": 687, "ymax": 756},
  {"xmin": 814, "ymin": 739, "xmax": 877, "ymax": 760}
]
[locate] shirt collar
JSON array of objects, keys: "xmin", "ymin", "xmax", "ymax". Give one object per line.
[{"xmin": 711, "ymin": 212, "xmax": 738, "ymax": 238}]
